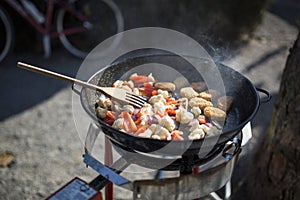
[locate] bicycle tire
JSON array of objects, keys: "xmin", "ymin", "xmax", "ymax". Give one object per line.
[
  {"xmin": 57, "ymin": 0, "xmax": 124, "ymax": 59},
  {"xmin": 0, "ymin": 5, "xmax": 14, "ymax": 63}
]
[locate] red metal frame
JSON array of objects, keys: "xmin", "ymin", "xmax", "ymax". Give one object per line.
[
  {"xmin": 104, "ymin": 137, "xmax": 114, "ymax": 200},
  {"xmin": 3, "ymin": 0, "xmax": 88, "ymax": 38}
]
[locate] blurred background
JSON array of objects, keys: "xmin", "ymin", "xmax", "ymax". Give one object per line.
[{"xmin": 0, "ymin": 0, "xmax": 299, "ymax": 199}]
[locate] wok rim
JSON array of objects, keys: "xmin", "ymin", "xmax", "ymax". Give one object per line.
[{"xmin": 79, "ymin": 54, "xmax": 260, "ymax": 147}]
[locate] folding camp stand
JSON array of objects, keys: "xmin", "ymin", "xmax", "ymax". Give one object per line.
[
  {"xmin": 48, "ymin": 123, "xmax": 252, "ymax": 200},
  {"xmin": 82, "ymin": 123, "xmax": 252, "ymax": 200}
]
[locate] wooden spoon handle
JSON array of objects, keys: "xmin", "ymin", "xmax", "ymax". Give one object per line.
[{"xmin": 17, "ymin": 62, "xmax": 101, "ymax": 91}]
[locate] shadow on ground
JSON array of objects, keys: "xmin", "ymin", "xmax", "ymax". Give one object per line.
[{"xmin": 0, "ymin": 50, "xmax": 81, "ymax": 120}]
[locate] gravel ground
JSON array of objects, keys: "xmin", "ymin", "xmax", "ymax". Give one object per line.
[{"xmin": 0, "ymin": 11, "xmax": 298, "ymax": 199}]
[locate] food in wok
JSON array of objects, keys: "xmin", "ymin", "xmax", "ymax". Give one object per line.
[{"xmin": 95, "ymin": 72, "xmax": 233, "ymax": 141}]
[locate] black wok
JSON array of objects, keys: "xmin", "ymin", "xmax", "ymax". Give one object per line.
[{"xmin": 77, "ymin": 53, "xmax": 270, "ymax": 156}]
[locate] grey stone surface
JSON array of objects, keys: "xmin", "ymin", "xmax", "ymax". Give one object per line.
[{"xmin": 0, "ymin": 10, "xmax": 298, "ymax": 200}]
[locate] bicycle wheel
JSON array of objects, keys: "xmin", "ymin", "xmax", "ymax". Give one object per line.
[
  {"xmin": 57, "ymin": 0, "xmax": 124, "ymax": 59},
  {"xmin": 0, "ymin": 5, "xmax": 14, "ymax": 63}
]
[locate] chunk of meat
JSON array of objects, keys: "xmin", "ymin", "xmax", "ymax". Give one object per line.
[
  {"xmin": 154, "ymin": 82, "xmax": 176, "ymax": 92},
  {"xmin": 204, "ymin": 106, "xmax": 227, "ymax": 121},
  {"xmin": 180, "ymin": 87, "xmax": 198, "ymax": 99},
  {"xmin": 189, "ymin": 97, "xmax": 213, "ymax": 110},
  {"xmin": 199, "ymin": 90, "xmax": 220, "ymax": 101}
]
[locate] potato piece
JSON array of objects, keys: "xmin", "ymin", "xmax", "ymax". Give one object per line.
[
  {"xmin": 114, "ymin": 104, "xmax": 134, "ymax": 114},
  {"xmin": 154, "ymin": 82, "xmax": 176, "ymax": 91},
  {"xmin": 176, "ymin": 108, "xmax": 194, "ymax": 124},
  {"xmin": 96, "ymin": 107, "xmax": 106, "ymax": 119},
  {"xmin": 178, "ymin": 98, "xmax": 188, "ymax": 110},
  {"xmin": 149, "ymin": 124, "xmax": 158, "ymax": 132},
  {"xmin": 189, "ymin": 97, "xmax": 213, "ymax": 110},
  {"xmin": 199, "ymin": 124, "xmax": 210, "ymax": 134},
  {"xmin": 138, "ymin": 128, "xmax": 153, "ymax": 138},
  {"xmin": 153, "ymin": 101, "xmax": 166, "ymax": 115},
  {"xmin": 158, "ymin": 115, "xmax": 176, "ymax": 132},
  {"xmin": 152, "ymin": 126, "xmax": 171, "ymax": 140},
  {"xmin": 147, "ymin": 73, "xmax": 155, "ymax": 82},
  {"xmin": 113, "ymin": 80, "xmax": 132, "ymax": 92},
  {"xmin": 157, "ymin": 89, "xmax": 169, "ymax": 98},
  {"xmin": 140, "ymin": 103, "xmax": 154, "ymax": 116},
  {"xmin": 180, "ymin": 87, "xmax": 198, "ymax": 99},
  {"xmin": 217, "ymin": 96, "xmax": 233, "ymax": 111},
  {"xmin": 204, "ymin": 106, "xmax": 227, "ymax": 121},
  {"xmin": 188, "ymin": 128, "xmax": 205, "ymax": 140},
  {"xmin": 149, "ymin": 94, "xmax": 166, "ymax": 105},
  {"xmin": 123, "ymin": 105, "xmax": 135, "ymax": 114},
  {"xmin": 112, "ymin": 118, "xmax": 124, "ymax": 130},
  {"xmin": 191, "ymin": 106, "xmax": 202, "ymax": 116},
  {"xmin": 199, "ymin": 90, "xmax": 220, "ymax": 101},
  {"xmin": 189, "ymin": 122, "xmax": 200, "ymax": 132},
  {"xmin": 97, "ymin": 95, "xmax": 112, "ymax": 109}
]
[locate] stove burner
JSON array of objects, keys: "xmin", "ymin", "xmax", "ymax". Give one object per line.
[
  {"xmin": 84, "ymin": 133, "xmax": 241, "ymax": 196},
  {"xmin": 109, "ymin": 139, "xmax": 224, "ymax": 173}
]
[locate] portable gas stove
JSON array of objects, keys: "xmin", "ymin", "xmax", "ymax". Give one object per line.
[{"xmin": 48, "ymin": 122, "xmax": 252, "ymax": 200}]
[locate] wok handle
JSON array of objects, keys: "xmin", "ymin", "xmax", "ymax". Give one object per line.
[{"xmin": 256, "ymin": 88, "xmax": 271, "ymax": 103}]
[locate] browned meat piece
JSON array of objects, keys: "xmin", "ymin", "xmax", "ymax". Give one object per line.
[
  {"xmin": 154, "ymin": 82, "xmax": 176, "ymax": 91},
  {"xmin": 199, "ymin": 90, "xmax": 220, "ymax": 101},
  {"xmin": 204, "ymin": 106, "xmax": 227, "ymax": 121},
  {"xmin": 180, "ymin": 87, "xmax": 198, "ymax": 99},
  {"xmin": 189, "ymin": 97, "xmax": 213, "ymax": 110}
]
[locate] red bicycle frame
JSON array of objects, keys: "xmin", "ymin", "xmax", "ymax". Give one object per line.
[{"xmin": 3, "ymin": 0, "xmax": 88, "ymax": 38}]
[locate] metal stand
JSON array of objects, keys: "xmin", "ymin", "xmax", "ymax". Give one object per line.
[{"xmin": 83, "ymin": 122, "xmax": 246, "ymax": 200}]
